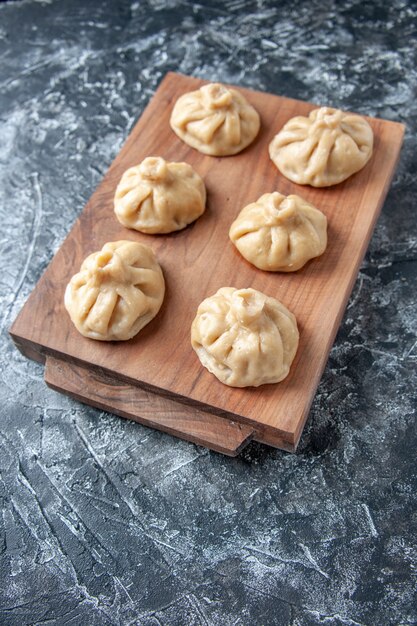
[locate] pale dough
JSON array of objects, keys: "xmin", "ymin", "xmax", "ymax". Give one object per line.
[
  {"xmin": 191, "ymin": 287, "xmax": 299, "ymax": 387},
  {"xmin": 170, "ymin": 82, "xmax": 260, "ymax": 156},
  {"xmin": 114, "ymin": 156, "xmax": 206, "ymax": 234},
  {"xmin": 269, "ymin": 106, "xmax": 373, "ymax": 187},
  {"xmin": 229, "ymin": 192, "xmax": 327, "ymax": 272},
  {"xmin": 64, "ymin": 241, "xmax": 165, "ymax": 341}
]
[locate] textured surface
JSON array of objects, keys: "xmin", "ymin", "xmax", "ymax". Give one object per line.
[
  {"xmin": 1, "ymin": 0, "xmax": 416, "ymax": 624},
  {"xmin": 11, "ymin": 72, "xmax": 404, "ymax": 451}
]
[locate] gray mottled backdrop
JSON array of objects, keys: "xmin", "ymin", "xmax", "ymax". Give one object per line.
[{"xmin": 0, "ymin": 1, "xmax": 416, "ymax": 624}]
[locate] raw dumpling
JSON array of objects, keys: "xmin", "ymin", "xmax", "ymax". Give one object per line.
[
  {"xmin": 65, "ymin": 241, "xmax": 165, "ymax": 341},
  {"xmin": 191, "ymin": 287, "xmax": 299, "ymax": 387},
  {"xmin": 170, "ymin": 82, "xmax": 260, "ymax": 156},
  {"xmin": 229, "ymin": 192, "xmax": 327, "ymax": 272},
  {"xmin": 269, "ymin": 106, "xmax": 373, "ymax": 187},
  {"xmin": 114, "ymin": 156, "xmax": 206, "ymax": 234}
]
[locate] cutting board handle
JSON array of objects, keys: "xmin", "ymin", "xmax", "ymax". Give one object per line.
[{"xmin": 44, "ymin": 356, "xmax": 254, "ymax": 456}]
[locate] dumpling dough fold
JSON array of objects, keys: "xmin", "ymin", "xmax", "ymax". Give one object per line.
[
  {"xmin": 170, "ymin": 83, "xmax": 260, "ymax": 156},
  {"xmin": 229, "ymin": 192, "xmax": 327, "ymax": 272},
  {"xmin": 269, "ymin": 107, "xmax": 373, "ymax": 187},
  {"xmin": 65, "ymin": 241, "xmax": 165, "ymax": 341},
  {"xmin": 114, "ymin": 157, "xmax": 206, "ymax": 234},
  {"xmin": 191, "ymin": 287, "xmax": 299, "ymax": 387}
]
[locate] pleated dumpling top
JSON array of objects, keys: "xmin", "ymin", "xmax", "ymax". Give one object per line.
[
  {"xmin": 170, "ymin": 82, "xmax": 260, "ymax": 156},
  {"xmin": 114, "ymin": 157, "xmax": 206, "ymax": 234},
  {"xmin": 269, "ymin": 106, "xmax": 373, "ymax": 187},
  {"xmin": 229, "ymin": 192, "xmax": 327, "ymax": 272},
  {"xmin": 191, "ymin": 287, "xmax": 299, "ymax": 388},
  {"xmin": 65, "ymin": 241, "xmax": 165, "ymax": 341}
]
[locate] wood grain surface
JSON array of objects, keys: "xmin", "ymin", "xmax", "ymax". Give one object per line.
[
  {"xmin": 44, "ymin": 357, "xmax": 254, "ymax": 456},
  {"xmin": 10, "ymin": 72, "xmax": 405, "ymax": 452}
]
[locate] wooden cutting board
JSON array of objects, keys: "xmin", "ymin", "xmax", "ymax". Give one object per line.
[{"xmin": 10, "ymin": 72, "xmax": 404, "ymax": 456}]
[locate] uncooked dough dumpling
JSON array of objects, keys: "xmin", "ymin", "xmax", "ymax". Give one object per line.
[
  {"xmin": 269, "ymin": 106, "xmax": 373, "ymax": 187},
  {"xmin": 64, "ymin": 241, "xmax": 165, "ymax": 341},
  {"xmin": 229, "ymin": 192, "xmax": 327, "ymax": 272},
  {"xmin": 170, "ymin": 82, "xmax": 260, "ymax": 156},
  {"xmin": 114, "ymin": 156, "xmax": 206, "ymax": 234},
  {"xmin": 191, "ymin": 287, "xmax": 299, "ymax": 387}
]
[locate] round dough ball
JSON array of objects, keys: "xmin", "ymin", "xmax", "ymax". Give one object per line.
[
  {"xmin": 170, "ymin": 82, "xmax": 260, "ymax": 156},
  {"xmin": 64, "ymin": 241, "xmax": 165, "ymax": 341},
  {"xmin": 229, "ymin": 192, "xmax": 327, "ymax": 272},
  {"xmin": 114, "ymin": 156, "xmax": 206, "ymax": 234},
  {"xmin": 191, "ymin": 287, "xmax": 299, "ymax": 387},
  {"xmin": 269, "ymin": 106, "xmax": 373, "ymax": 187}
]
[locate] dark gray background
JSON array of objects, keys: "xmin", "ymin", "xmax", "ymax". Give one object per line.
[{"xmin": 1, "ymin": 1, "xmax": 416, "ymax": 624}]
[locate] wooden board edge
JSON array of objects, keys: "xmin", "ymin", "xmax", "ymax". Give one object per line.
[
  {"xmin": 10, "ymin": 327, "xmax": 299, "ymax": 445},
  {"xmin": 44, "ymin": 353, "xmax": 300, "ymax": 455},
  {"xmin": 9, "ymin": 331, "xmax": 46, "ymax": 364},
  {"xmin": 253, "ymin": 430, "xmax": 296, "ymax": 453},
  {"xmin": 9, "ymin": 308, "xmax": 333, "ymax": 455},
  {"xmin": 44, "ymin": 356, "xmax": 255, "ymax": 457}
]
